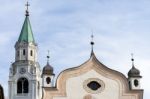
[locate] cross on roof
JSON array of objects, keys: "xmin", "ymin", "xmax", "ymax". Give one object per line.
[
  {"xmin": 25, "ymin": 1, "xmax": 30, "ymax": 16},
  {"xmin": 25, "ymin": 2, "xmax": 30, "ymax": 11},
  {"xmin": 131, "ymin": 53, "xmax": 134, "ymax": 61},
  {"xmin": 47, "ymin": 50, "xmax": 50, "ymax": 63},
  {"xmin": 90, "ymin": 30, "xmax": 94, "ymax": 50},
  {"xmin": 131, "ymin": 53, "xmax": 135, "ymax": 67},
  {"xmin": 90, "ymin": 30, "xmax": 95, "ymax": 57}
]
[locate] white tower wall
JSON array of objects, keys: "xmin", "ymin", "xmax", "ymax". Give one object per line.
[{"xmin": 128, "ymin": 77, "xmax": 141, "ymax": 90}]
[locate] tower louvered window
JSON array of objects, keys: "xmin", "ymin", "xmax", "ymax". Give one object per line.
[
  {"xmin": 46, "ymin": 77, "xmax": 51, "ymax": 84},
  {"xmin": 17, "ymin": 78, "xmax": 29, "ymax": 94},
  {"xmin": 30, "ymin": 50, "xmax": 33, "ymax": 56},
  {"xmin": 23, "ymin": 49, "xmax": 26, "ymax": 55}
]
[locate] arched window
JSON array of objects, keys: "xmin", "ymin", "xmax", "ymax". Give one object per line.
[
  {"xmin": 38, "ymin": 81, "xmax": 40, "ymax": 95},
  {"xmin": 129, "ymin": 81, "xmax": 131, "ymax": 89},
  {"xmin": 134, "ymin": 79, "xmax": 139, "ymax": 87},
  {"xmin": 30, "ymin": 50, "xmax": 33, "ymax": 56},
  {"xmin": 0, "ymin": 85, "xmax": 4, "ymax": 99},
  {"xmin": 23, "ymin": 49, "xmax": 26, "ymax": 55},
  {"xmin": 46, "ymin": 77, "xmax": 51, "ymax": 84},
  {"xmin": 17, "ymin": 78, "xmax": 29, "ymax": 94},
  {"xmin": 17, "ymin": 51, "xmax": 19, "ymax": 56}
]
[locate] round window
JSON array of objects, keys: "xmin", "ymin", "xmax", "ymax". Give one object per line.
[
  {"xmin": 87, "ymin": 81, "xmax": 101, "ymax": 90},
  {"xmin": 83, "ymin": 78, "xmax": 105, "ymax": 94}
]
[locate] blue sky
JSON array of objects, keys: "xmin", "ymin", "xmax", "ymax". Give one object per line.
[{"xmin": 0, "ymin": 0, "xmax": 149, "ymax": 98}]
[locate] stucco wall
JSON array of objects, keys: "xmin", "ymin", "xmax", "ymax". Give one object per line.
[{"xmin": 53, "ymin": 70, "xmax": 120, "ymax": 99}]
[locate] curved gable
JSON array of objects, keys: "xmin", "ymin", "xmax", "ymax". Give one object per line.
[{"xmin": 43, "ymin": 54, "xmax": 143, "ymax": 99}]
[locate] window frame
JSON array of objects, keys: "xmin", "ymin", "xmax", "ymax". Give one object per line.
[{"xmin": 17, "ymin": 77, "xmax": 29, "ymax": 94}]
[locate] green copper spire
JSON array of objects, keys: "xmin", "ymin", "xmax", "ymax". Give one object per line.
[{"xmin": 18, "ymin": 2, "xmax": 35, "ymax": 43}]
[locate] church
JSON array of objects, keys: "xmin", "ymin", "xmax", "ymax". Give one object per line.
[{"xmin": 7, "ymin": 2, "xmax": 143, "ymax": 99}]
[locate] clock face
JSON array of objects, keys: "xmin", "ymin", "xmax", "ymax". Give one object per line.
[{"xmin": 19, "ymin": 68, "xmax": 26, "ymax": 74}]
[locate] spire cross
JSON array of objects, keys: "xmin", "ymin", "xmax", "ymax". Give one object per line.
[
  {"xmin": 25, "ymin": 2, "xmax": 30, "ymax": 11},
  {"xmin": 131, "ymin": 53, "xmax": 135, "ymax": 67},
  {"xmin": 90, "ymin": 30, "xmax": 94, "ymax": 52},
  {"xmin": 47, "ymin": 50, "xmax": 50, "ymax": 63},
  {"xmin": 25, "ymin": 1, "xmax": 30, "ymax": 16}
]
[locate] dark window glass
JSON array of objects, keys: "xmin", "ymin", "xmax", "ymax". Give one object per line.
[
  {"xmin": 23, "ymin": 49, "xmax": 25, "ymax": 55},
  {"xmin": 30, "ymin": 50, "xmax": 33, "ymax": 56},
  {"xmin": 129, "ymin": 81, "xmax": 131, "ymax": 89},
  {"xmin": 38, "ymin": 81, "xmax": 40, "ymax": 95},
  {"xmin": 46, "ymin": 77, "xmax": 51, "ymax": 84},
  {"xmin": 87, "ymin": 81, "xmax": 101, "ymax": 91},
  {"xmin": 0, "ymin": 85, "xmax": 4, "ymax": 99},
  {"xmin": 24, "ymin": 80, "xmax": 28, "ymax": 93},
  {"xmin": 17, "ymin": 51, "xmax": 19, "ymax": 56},
  {"xmin": 17, "ymin": 80, "xmax": 22, "ymax": 93},
  {"xmin": 134, "ymin": 79, "xmax": 139, "ymax": 87},
  {"xmin": 17, "ymin": 78, "xmax": 29, "ymax": 94}
]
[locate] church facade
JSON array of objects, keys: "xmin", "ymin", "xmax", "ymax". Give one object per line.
[{"xmin": 8, "ymin": 3, "xmax": 143, "ymax": 99}]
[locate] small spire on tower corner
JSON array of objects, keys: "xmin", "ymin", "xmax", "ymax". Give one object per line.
[{"xmin": 25, "ymin": 1, "xmax": 30, "ymax": 16}]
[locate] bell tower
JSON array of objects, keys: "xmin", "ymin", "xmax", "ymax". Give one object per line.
[
  {"xmin": 42, "ymin": 52, "xmax": 55, "ymax": 88},
  {"xmin": 8, "ymin": 2, "xmax": 42, "ymax": 99},
  {"xmin": 128, "ymin": 54, "xmax": 142, "ymax": 90}
]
